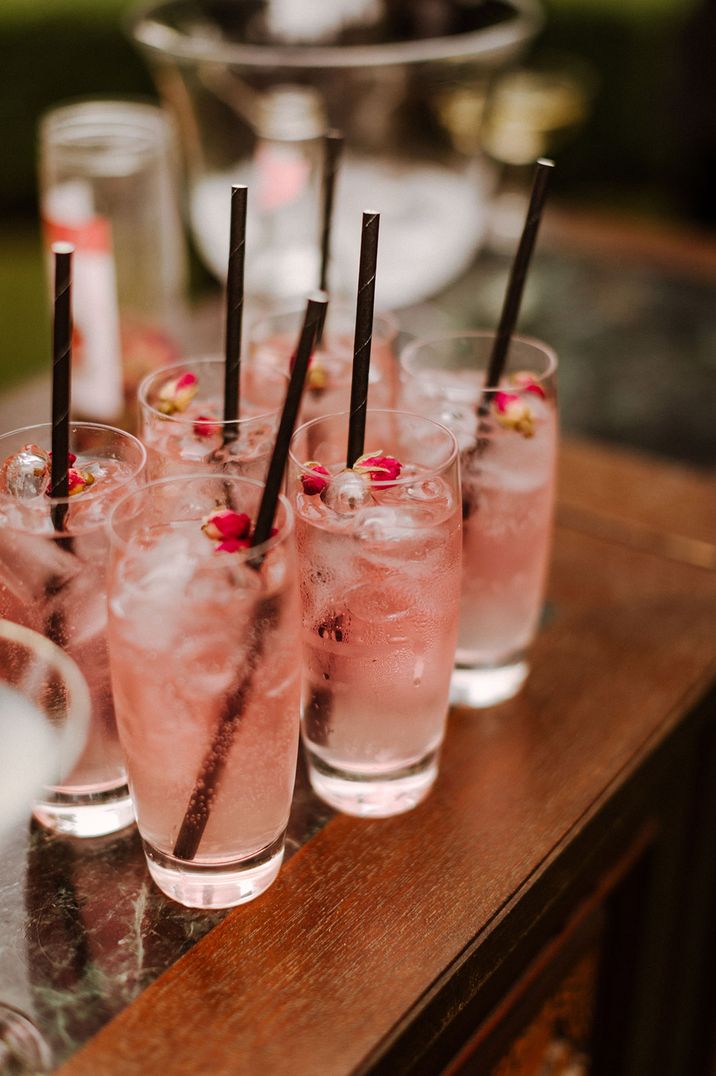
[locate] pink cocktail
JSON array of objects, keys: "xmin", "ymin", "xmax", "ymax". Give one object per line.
[
  {"xmin": 250, "ymin": 302, "xmax": 398, "ymax": 425},
  {"xmin": 138, "ymin": 357, "xmax": 288, "ymax": 480},
  {"xmin": 401, "ymin": 332, "xmax": 558, "ymax": 707},
  {"xmin": 0, "ymin": 423, "xmax": 146, "ymax": 836},
  {"xmin": 108, "ymin": 475, "xmax": 300, "ymax": 909},
  {"xmin": 289, "ymin": 410, "xmax": 462, "ymax": 817}
]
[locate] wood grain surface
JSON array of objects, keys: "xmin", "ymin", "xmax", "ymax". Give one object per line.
[{"xmin": 58, "ymin": 441, "xmax": 716, "ymax": 1076}]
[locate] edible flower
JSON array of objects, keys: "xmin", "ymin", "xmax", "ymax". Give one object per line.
[
  {"xmin": 193, "ymin": 414, "xmax": 220, "ymax": 440},
  {"xmin": 67, "ymin": 467, "xmax": 96, "ymax": 496},
  {"xmin": 300, "ymin": 462, "xmax": 330, "ymax": 496},
  {"xmin": 306, "ymin": 361, "xmax": 328, "ymax": 393},
  {"xmin": 492, "ymin": 392, "xmax": 536, "ymax": 438},
  {"xmin": 157, "ymin": 371, "xmax": 198, "ymax": 415},
  {"xmin": 202, "ymin": 508, "xmax": 251, "ymax": 552},
  {"xmin": 508, "ymin": 371, "xmax": 546, "ymax": 399},
  {"xmin": 353, "ymin": 452, "xmax": 403, "ymax": 484}
]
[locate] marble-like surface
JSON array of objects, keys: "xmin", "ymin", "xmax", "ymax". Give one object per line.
[
  {"xmin": 0, "ymin": 755, "xmax": 333, "ymax": 1069},
  {"xmin": 401, "ymin": 247, "xmax": 716, "ymax": 469}
]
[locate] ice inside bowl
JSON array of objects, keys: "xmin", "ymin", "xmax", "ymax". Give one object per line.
[{"xmin": 130, "ymin": 0, "xmax": 542, "ymax": 307}]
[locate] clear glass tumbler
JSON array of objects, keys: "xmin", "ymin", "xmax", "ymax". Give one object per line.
[
  {"xmin": 138, "ymin": 357, "xmax": 288, "ymax": 480},
  {"xmin": 107, "ymin": 475, "xmax": 300, "ymax": 909},
  {"xmin": 0, "ymin": 619, "xmax": 90, "ymax": 843},
  {"xmin": 400, "ymin": 331, "xmax": 558, "ymax": 707},
  {"xmin": 250, "ymin": 301, "xmax": 398, "ymax": 426},
  {"xmin": 0, "ymin": 423, "xmax": 146, "ymax": 836},
  {"xmin": 289, "ymin": 409, "xmax": 462, "ymax": 818},
  {"xmin": 38, "ymin": 99, "xmax": 188, "ymax": 428}
]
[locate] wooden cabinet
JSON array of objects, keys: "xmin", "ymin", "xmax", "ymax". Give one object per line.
[{"xmin": 57, "ymin": 438, "xmax": 716, "ymax": 1076}]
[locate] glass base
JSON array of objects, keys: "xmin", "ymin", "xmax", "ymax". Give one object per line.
[
  {"xmin": 143, "ymin": 832, "xmax": 285, "ymax": 909},
  {"xmin": 33, "ymin": 784, "xmax": 135, "ymax": 838},
  {"xmin": 306, "ymin": 747, "xmax": 439, "ymax": 818},
  {"xmin": 450, "ymin": 657, "xmax": 529, "ymax": 709},
  {"xmin": 0, "ymin": 1004, "xmax": 53, "ymax": 1074}
]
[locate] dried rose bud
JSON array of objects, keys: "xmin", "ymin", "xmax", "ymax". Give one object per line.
[
  {"xmin": 193, "ymin": 414, "xmax": 220, "ymax": 439},
  {"xmin": 215, "ymin": 535, "xmax": 252, "ymax": 553},
  {"xmin": 300, "ymin": 462, "xmax": 330, "ymax": 496},
  {"xmin": 508, "ymin": 371, "xmax": 546, "ymax": 399},
  {"xmin": 202, "ymin": 508, "xmax": 251, "ymax": 543},
  {"xmin": 306, "ymin": 361, "xmax": 328, "ymax": 393},
  {"xmin": 157, "ymin": 371, "xmax": 199, "ymax": 415},
  {"xmin": 493, "ymin": 392, "xmax": 536, "ymax": 438},
  {"xmin": 67, "ymin": 468, "xmax": 96, "ymax": 496},
  {"xmin": 354, "ymin": 453, "xmax": 403, "ymax": 484}
]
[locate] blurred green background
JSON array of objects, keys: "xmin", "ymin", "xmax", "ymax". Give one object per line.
[{"xmin": 0, "ymin": 0, "xmax": 711, "ymax": 390}]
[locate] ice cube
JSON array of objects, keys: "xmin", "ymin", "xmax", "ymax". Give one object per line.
[
  {"xmin": 321, "ymin": 470, "xmax": 373, "ymax": 514},
  {"xmin": 354, "ymin": 505, "xmax": 411, "ymax": 545},
  {"xmin": 1, "ymin": 445, "xmax": 50, "ymax": 499}
]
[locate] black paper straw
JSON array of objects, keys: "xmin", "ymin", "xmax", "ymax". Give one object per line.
[
  {"xmin": 318, "ymin": 130, "xmax": 344, "ymax": 298},
  {"xmin": 222, "ymin": 184, "xmax": 247, "ymax": 443},
  {"xmin": 479, "ymin": 158, "xmax": 554, "ymax": 413},
  {"xmin": 50, "ymin": 243, "xmax": 73, "ymax": 531},
  {"xmin": 172, "ymin": 291, "xmax": 328, "ymax": 863},
  {"xmin": 252, "ymin": 292, "xmax": 328, "ymax": 550},
  {"xmin": 346, "ymin": 211, "xmax": 380, "ymax": 468}
]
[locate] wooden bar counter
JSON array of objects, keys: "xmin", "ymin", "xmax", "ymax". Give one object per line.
[{"xmin": 54, "ymin": 436, "xmax": 716, "ymax": 1076}]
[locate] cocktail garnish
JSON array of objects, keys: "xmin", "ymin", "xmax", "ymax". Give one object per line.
[
  {"xmin": 306, "ymin": 360, "xmax": 328, "ymax": 394},
  {"xmin": 353, "ymin": 452, "xmax": 402, "ymax": 484},
  {"xmin": 66, "ymin": 467, "xmax": 96, "ymax": 496},
  {"xmin": 202, "ymin": 508, "xmax": 252, "ymax": 552},
  {"xmin": 508, "ymin": 371, "xmax": 546, "ymax": 399},
  {"xmin": 1, "ymin": 444, "xmax": 50, "ymax": 498},
  {"xmin": 300, "ymin": 462, "xmax": 330, "ymax": 496},
  {"xmin": 492, "ymin": 392, "xmax": 536, "ymax": 438},
  {"xmin": 193, "ymin": 414, "xmax": 220, "ymax": 440},
  {"xmin": 157, "ymin": 371, "xmax": 198, "ymax": 415}
]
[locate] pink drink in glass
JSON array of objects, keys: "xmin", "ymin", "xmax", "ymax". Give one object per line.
[
  {"xmin": 0, "ymin": 423, "xmax": 146, "ymax": 836},
  {"xmin": 401, "ymin": 332, "xmax": 558, "ymax": 707},
  {"xmin": 250, "ymin": 302, "xmax": 398, "ymax": 425},
  {"xmin": 289, "ymin": 410, "xmax": 462, "ymax": 817},
  {"xmin": 138, "ymin": 357, "xmax": 288, "ymax": 480},
  {"xmin": 108, "ymin": 475, "xmax": 300, "ymax": 909}
]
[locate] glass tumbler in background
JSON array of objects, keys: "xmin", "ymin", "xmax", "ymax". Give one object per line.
[
  {"xmin": 138, "ymin": 357, "xmax": 289, "ymax": 481},
  {"xmin": 400, "ymin": 332, "xmax": 558, "ymax": 708},
  {"xmin": 0, "ymin": 423, "xmax": 146, "ymax": 836},
  {"xmin": 0, "ymin": 619, "xmax": 90, "ymax": 845},
  {"xmin": 107, "ymin": 475, "xmax": 301, "ymax": 909},
  {"xmin": 289, "ymin": 409, "xmax": 462, "ymax": 818},
  {"xmin": 250, "ymin": 301, "xmax": 398, "ymax": 426},
  {"xmin": 38, "ymin": 99, "xmax": 189, "ymax": 429}
]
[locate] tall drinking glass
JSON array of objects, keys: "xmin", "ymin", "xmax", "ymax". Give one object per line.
[
  {"xmin": 138, "ymin": 357, "xmax": 288, "ymax": 480},
  {"xmin": 0, "ymin": 423, "xmax": 146, "ymax": 836},
  {"xmin": 289, "ymin": 410, "xmax": 462, "ymax": 817},
  {"xmin": 107, "ymin": 475, "xmax": 300, "ymax": 909},
  {"xmin": 250, "ymin": 301, "xmax": 398, "ymax": 423},
  {"xmin": 400, "ymin": 332, "xmax": 558, "ymax": 707},
  {"xmin": 39, "ymin": 99, "xmax": 188, "ymax": 428}
]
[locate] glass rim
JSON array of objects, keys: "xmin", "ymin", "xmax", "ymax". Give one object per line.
[
  {"xmin": 39, "ymin": 96, "xmax": 176, "ymax": 151},
  {"xmin": 289, "ymin": 407, "xmax": 460, "ymax": 489},
  {"xmin": 107, "ymin": 472, "xmax": 295, "ymax": 564},
  {"xmin": 138, "ymin": 356, "xmax": 289, "ymax": 428},
  {"xmin": 400, "ymin": 330, "xmax": 558, "ymax": 388},
  {"xmin": 0, "ymin": 617, "xmax": 92, "ymax": 728},
  {"xmin": 0, "ymin": 422, "xmax": 147, "ymax": 511},
  {"xmin": 129, "ymin": 0, "xmax": 541, "ymax": 71},
  {"xmin": 250, "ymin": 302, "xmax": 399, "ymax": 341}
]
